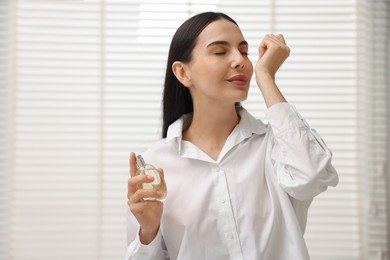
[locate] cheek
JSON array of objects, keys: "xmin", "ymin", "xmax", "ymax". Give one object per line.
[
  {"xmin": 201, "ymin": 62, "xmax": 227, "ymax": 79},
  {"xmin": 246, "ymin": 61, "xmax": 254, "ymax": 76}
]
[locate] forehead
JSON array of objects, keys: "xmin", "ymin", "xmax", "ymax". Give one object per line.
[{"xmin": 196, "ymin": 19, "xmax": 244, "ymax": 46}]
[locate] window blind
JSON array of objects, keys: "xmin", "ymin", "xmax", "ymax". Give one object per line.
[
  {"xmin": 12, "ymin": 1, "xmax": 102, "ymax": 259},
  {"xmin": 0, "ymin": 1, "xmax": 9, "ymax": 259},
  {"xmin": 357, "ymin": 0, "xmax": 389, "ymax": 259},
  {"xmin": 2, "ymin": 0, "xmax": 389, "ymax": 259}
]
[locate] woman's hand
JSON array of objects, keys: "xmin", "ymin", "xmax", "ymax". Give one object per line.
[
  {"xmin": 127, "ymin": 152, "xmax": 164, "ymax": 244},
  {"xmin": 255, "ymin": 34, "xmax": 290, "ymax": 84},
  {"xmin": 255, "ymin": 34, "xmax": 290, "ymax": 107}
]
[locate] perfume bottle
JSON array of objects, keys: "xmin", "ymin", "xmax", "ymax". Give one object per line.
[{"xmin": 136, "ymin": 155, "xmax": 167, "ymax": 201}]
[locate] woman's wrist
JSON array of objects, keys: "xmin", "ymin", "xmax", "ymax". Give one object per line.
[
  {"xmin": 139, "ymin": 226, "xmax": 159, "ymax": 245},
  {"xmin": 256, "ymin": 72, "xmax": 286, "ymax": 107},
  {"xmin": 255, "ymin": 71, "xmax": 275, "ymax": 88}
]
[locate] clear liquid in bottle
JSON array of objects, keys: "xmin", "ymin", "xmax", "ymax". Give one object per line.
[{"xmin": 136, "ymin": 155, "xmax": 167, "ymax": 201}]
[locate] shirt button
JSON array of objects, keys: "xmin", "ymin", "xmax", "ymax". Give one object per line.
[
  {"xmin": 221, "ymin": 198, "xmax": 227, "ymax": 204},
  {"xmin": 226, "ymin": 232, "xmax": 235, "ymax": 240},
  {"xmin": 212, "ymin": 166, "xmax": 220, "ymax": 172}
]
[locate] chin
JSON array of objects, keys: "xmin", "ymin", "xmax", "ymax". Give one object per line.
[{"xmin": 236, "ymin": 92, "xmax": 249, "ymax": 102}]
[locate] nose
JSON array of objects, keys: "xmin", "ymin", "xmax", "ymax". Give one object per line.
[{"xmin": 232, "ymin": 50, "xmax": 245, "ymax": 69}]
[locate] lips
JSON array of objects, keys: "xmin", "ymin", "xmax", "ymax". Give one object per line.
[{"xmin": 227, "ymin": 75, "xmax": 248, "ymax": 85}]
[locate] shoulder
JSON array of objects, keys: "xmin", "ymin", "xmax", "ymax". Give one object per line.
[
  {"xmin": 141, "ymin": 137, "xmax": 178, "ymax": 165},
  {"xmin": 143, "ymin": 137, "xmax": 170, "ymax": 154}
]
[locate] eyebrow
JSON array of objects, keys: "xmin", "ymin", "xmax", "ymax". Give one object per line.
[{"xmin": 206, "ymin": 40, "xmax": 248, "ymax": 48}]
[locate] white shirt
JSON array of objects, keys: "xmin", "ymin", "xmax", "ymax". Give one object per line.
[{"xmin": 126, "ymin": 103, "xmax": 338, "ymax": 260}]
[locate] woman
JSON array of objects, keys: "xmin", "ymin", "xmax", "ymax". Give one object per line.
[{"xmin": 126, "ymin": 12, "xmax": 338, "ymax": 260}]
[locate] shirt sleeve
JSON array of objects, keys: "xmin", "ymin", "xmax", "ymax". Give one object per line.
[
  {"xmin": 125, "ymin": 207, "xmax": 169, "ymax": 260},
  {"xmin": 264, "ymin": 102, "xmax": 339, "ymax": 201}
]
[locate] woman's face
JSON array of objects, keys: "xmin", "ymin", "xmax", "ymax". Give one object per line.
[{"xmin": 185, "ymin": 19, "xmax": 254, "ymax": 106}]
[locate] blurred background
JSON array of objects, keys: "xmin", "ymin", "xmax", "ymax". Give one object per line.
[{"xmin": 0, "ymin": 0, "xmax": 389, "ymax": 259}]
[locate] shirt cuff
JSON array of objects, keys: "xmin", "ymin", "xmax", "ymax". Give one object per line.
[
  {"xmin": 264, "ymin": 102, "xmax": 308, "ymax": 137},
  {"xmin": 126, "ymin": 227, "xmax": 162, "ymax": 258}
]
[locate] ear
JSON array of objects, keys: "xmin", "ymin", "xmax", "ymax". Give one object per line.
[{"xmin": 172, "ymin": 61, "xmax": 192, "ymax": 88}]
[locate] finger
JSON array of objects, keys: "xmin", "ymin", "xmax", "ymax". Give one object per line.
[
  {"xmin": 129, "ymin": 188, "xmax": 163, "ymax": 205},
  {"xmin": 275, "ymin": 34, "xmax": 286, "ymax": 44},
  {"xmin": 269, "ymin": 34, "xmax": 290, "ymax": 54},
  {"xmin": 128, "ymin": 174, "xmax": 154, "ymax": 198},
  {"xmin": 128, "ymin": 188, "xmax": 144, "ymax": 204},
  {"xmin": 265, "ymin": 34, "xmax": 285, "ymax": 47},
  {"xmin": 158, "ymin": 168, "xmax": 164, "ymax": 178},
  {"xmin": 130, "ymin": 199, "xmax": 163, "ymax": 209},
  {"xmin": 129, "ymin": 152, "xmax": 137, "ymax": 177},
  {"xmin": 260, "ymin": 34, "xmax": 290, "ymax": 58},
  {"xmin": 259, "ymin": 35, "xmax": 280, "ymax": 55},
  {"xmin": 129, "ymin": 200, "xmax": 163, "ymax": 214},
  {"xmin": 273, "ymin": 34, "xmax": 290, "ymax": 55},
  {"xmin": 259, "ymin": 38, "xmax": 268, "ymax": 57}
]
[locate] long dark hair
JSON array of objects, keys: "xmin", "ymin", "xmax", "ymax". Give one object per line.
[{"xmin": 162, "ymin": 12, "xmax": 237, "ymax": 138}]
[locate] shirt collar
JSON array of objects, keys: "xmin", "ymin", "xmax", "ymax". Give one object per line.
[
  {"xmin": 165, "ymin": 107, "xmax": 267, "ymax": 145},
  {"xmin": 165, "ymin": 113, "xmax": 193, "ymax": 144},
  {"xmin": 235, "ymin": 107, "xmax": 267, "ymax": 138}
]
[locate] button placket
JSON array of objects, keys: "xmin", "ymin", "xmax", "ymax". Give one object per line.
[{"xmin": 214, "ymin": 165, "xmax": 243, "ymax": 260}]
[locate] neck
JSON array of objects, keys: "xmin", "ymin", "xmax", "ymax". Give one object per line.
[{"xmin": 183, "ymin": 103, "xmax": 240, "ymax": 160}]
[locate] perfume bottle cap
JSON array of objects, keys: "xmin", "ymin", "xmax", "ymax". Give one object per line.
[{"xmin": 136, "ymin": 155, "xmax": 146, "ymax": 168}]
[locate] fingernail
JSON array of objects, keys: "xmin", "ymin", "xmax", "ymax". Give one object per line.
[
  {"xmin": 146, "ymin": 175, "xmax": 154, "ymax": 181},
  {"xmin": 156, "ymin": 191, "xmax": 164, "ymax": 197}
]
